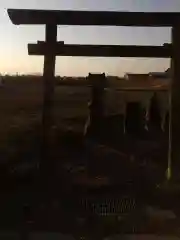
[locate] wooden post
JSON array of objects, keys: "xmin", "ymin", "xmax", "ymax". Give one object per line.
[
  {"xmin": 41, "ymin": 24, "xmax": 57, "ymax": 176},
  {"xmin": 170, "ymin": 25, "xmax": 180, "ymax": 180},
  {"xmin": 84, "ymin": 73, "xmax": 106, "ymax": 138}
]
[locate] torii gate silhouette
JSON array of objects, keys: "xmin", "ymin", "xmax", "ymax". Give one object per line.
[{"xmin": 7, "ymin": 9, "xmax": 180, "ymax": 180}]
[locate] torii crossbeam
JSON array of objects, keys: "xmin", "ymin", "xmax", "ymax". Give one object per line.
[{"xmin": 7, "ymin": 9, "xmax": 180, "ymax": 180}]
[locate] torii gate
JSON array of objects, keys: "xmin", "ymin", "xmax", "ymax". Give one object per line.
[{"xmin": 7, "ymin": 9, "xmax": 180, "ymax": 179}]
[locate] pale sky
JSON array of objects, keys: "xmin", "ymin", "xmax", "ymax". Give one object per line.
[{"xmin": 0, "ymin": 0, "xmax": 180, "ymax": 76}]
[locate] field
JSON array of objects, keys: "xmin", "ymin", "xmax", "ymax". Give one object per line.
[
  {"xmin": 1, "ymin": 76, "xmax": 178, "ymax": 237},
  {"xmin": 0, "ymin": 76, "xmax": 170, "ymax": 184},
  {"xmin": 0, "ymin": 76, "xmax": 169, "ymax": 153}
]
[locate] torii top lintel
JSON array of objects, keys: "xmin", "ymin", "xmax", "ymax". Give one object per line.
[{"xmin": 7, "ymin": 9, "xmax": 180, "ymax": 27}]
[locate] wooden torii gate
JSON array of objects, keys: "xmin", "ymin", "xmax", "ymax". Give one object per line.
[{"xmin": 7, "ymin": 9, "xmax": 180, "ymax": 179}]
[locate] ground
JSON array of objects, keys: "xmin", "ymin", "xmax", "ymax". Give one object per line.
[
  {"xmin": 0, "ymin": 76, "xmax": 169, "ymax": 153},
  {"xmin": 0, "ymin": 76, "xmax": 179, "ymax": 238}
]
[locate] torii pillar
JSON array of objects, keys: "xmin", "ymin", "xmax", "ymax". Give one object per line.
[
  {"xmin": 41, "ymin": 24, "xmax": 57, "ymax": 176},
  {"xmin": 170, "ymin": 25, "xmax": 180, "ymax": 180}
]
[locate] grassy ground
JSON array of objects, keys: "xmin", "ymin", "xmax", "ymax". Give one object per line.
[
  {"xmin": 0, "ymin": 76, "xmax": 169, "ymax": 150},
  {"xmin": 0, "ymin": 76, "xmax": 178, "ymax": 237}
]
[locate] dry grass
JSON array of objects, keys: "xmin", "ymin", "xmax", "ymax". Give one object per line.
[
  {"xmin": 0, "ymin": 76, "xmax": 169, "ymax": 160},
  {"xmin": 0, "ymin": 78, "xmax": 42, "ymax": 150},
  {"xmin": 0, "ymin": 77, "xmax": 178, "ymax": 236}
]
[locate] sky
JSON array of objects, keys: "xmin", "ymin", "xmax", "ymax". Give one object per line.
[{"xmin": 0, "ymin": 0, "xmax": 180, "ymax": 76}]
